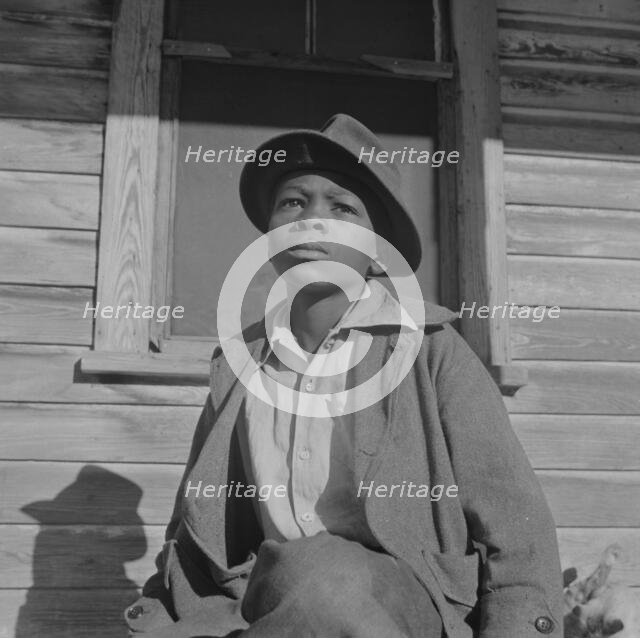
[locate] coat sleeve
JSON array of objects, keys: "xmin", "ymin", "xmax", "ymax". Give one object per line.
[
  {"xmin": 124, "ymin": 393, "xmax": 216, "ymax": 632},
  {"xmin": 430, "ymin": 323, "xmax": 564, "ymax": 638}
]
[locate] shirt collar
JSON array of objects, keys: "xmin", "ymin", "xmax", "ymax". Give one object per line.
[{"xmin": 262, "ymin": 278, "xmax": 419, "ymax": 363}]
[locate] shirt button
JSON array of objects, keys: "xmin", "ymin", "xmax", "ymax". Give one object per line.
[
  {"xmin": 304, "ymin": 381, "xmax": 313, "ymax": 391},
  {"xmin": 534, "ymin": 616, "xmax": 554, "ymax": 634},
  {"xmin": 127, "ymin": 605, "xmax": 144, "ymax": 620},
  {"xmin": 300, "ymin": 512, "xmax": 314, "ymax": 523},
  {"xmin": 298, "ymin": 448, "xmax": 311, "ymax": 460}
]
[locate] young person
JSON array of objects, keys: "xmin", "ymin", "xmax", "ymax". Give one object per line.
[{"xmin": 125, "ymin": 114, "xmax": 563, "ymax": 638}]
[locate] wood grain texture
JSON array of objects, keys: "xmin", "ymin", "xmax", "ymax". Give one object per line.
[
  {"xmin": 506, "ymin": 204, "xmax": 640, "ymax": 258},
  {"xmin": 3, "ymin": 525, "xmax": 640, "ymax": 590},
  {"xmin": 0, "ymin": 62, "xmax": 107, "ymax": 122},
  {"xmin": 557, "ymin": 528, "xmax": 640, "ymax": 586},
  {"xmin": 539, "ymin": 470, "xmax": 640, "ymax": 527},
  {"xmin": 0, "ymin": 170, "xmax": 100, "ymax": 229},
  {"xmin": 0, "ymin": 344, "xmax": 208, "ymax": 405},
  {"xmin": 499, "ymin": 22, "xmax": 640, "ymax": 67},
  {"xmin": 0, "ymin": 523, "xmax": 163, "ymax": 588},
  {"xmin": 496, "ymin": 0, "xmax": 640, "ymax": 23},
  {"xmin": 1, "ymin": 461, "xmax": 181, "ymax": 524},
  {"xmin": 95, "ymin": 0, "xmax": 164, "ymax": 352},
  {"xmin": 0, "ymin": 11, "xmax": 111, "ymax": 69},
  {"xmin": 508, "ymin": 255, "xmax": 640, "ymax": 310},
  {"xmin": 150, "ymin": 56, "xmax": 180, "ymax": 349},
  {"xmin": 511, "ymin": 414, "xmax": 640, "ymax": 470},
  {"xmin": 0, "ymin": 285, "xmax": 93, "ymax": 345},
  {"xmin": 3, "ymin": 525, "xmax": 640, "ymax": 593},
  {"xmin": 449, "ymin": 0, "xmax": 510, "ymax": 365},
  {"xmin": 504, "ymin": 154, "xmax": 640, "ymax": 209},
  {"xmin": 505, "ymin": 361, "xmax": 640, "ymax": 414},
  {"xmin": 0, "ymin": 227, "xmax": 96, "ymax": 286},
  {"xmin": 3, "ymin": 459, "xmax": 638, "ymax": 527},
  {"xmin": 0, "ymin": 588, "xmax": 139, "ymax": 638},
  {"xmin": 510, "ymin": 308, "xmax": 640, "ymax": 361},
  {"xmin": 501, "ymin": 59, "xmax": 640, "ymax": 115},
  {"xmin": 0, "ymin": 403, "xmax": 199, "ymax": 462},
  {"xmin": 5, "ymin": 589, "xmax": 634, "ymax": 638},
  {"xmin": 0, "ymin": 118, "xmax": 103, "ymax": 174},
  {"xmin": 80, "ymin": 351, "xmax": 209, "ymax": 381},
  {"xmin": 0, "ymin": 1, "xmax": 114, "ymax": 21},
  {"xmin": 503, "ymin": 107, "xmax": 640, "ymax": 160}
]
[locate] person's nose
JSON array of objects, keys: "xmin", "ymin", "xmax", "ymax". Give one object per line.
[{"xmin": 293, "ymin": 215, "xmax": 329, "ymax": 234}]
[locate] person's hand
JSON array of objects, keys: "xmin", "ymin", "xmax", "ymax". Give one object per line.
[{"xmin": 124, "ymin": 596, "xmax": 174, "ymax": 634}]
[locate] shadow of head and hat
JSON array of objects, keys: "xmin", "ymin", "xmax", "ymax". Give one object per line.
[{"xmin": 16, "ymin": 465, "xmax": 147, "ymax": 637}]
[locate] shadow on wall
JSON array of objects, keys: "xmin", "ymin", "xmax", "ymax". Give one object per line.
[{"xmin": 15, "ymin": 465, "xmax": 147, "ymax": 637}]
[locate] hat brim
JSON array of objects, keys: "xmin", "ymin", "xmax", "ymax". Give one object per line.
[{"xmin": 239, "ymin": 130, "xmax": 422, "ymax": 272}]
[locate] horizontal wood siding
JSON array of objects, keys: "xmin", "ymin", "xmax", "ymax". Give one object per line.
[
  {"xmin": 505, "ymin": 361, "xmax": 640, "ymax": 414},
  {"xmin": 505, "ymin": 154, "xmax": 640, "ymax": 209},
  {"xmin": 0, "ymin": 227, "xmax": 96, "ymax": 286},
  {"xmin": 510, "ymin": 309, "xmax": 640, "ymax": 361},
  {"xmin": 500, "ymin": 0, "xmax": 640, "ymax": 594},
  {"xmin": 0, "ymin": 118, "xmax": 104, "ymax": 173},
  {"xmin": 0, "ymin": 4, "xmax": 117, "ymax": 632},
  {"xmin": 2, "ymin": 526, "xmax": 640, "ymax": 591},
  {"xmin": 1, "ymin": 1, "xmax": 640, "ymax": 635},
  {"xmin": 0, "ymin": 286, "xmax": 93, "ymax": 345},
  {"xmin": 0, "ymin": 590, "xmax": 140, "ymax": 638},
  {"xmin": 503, "ymin": 109, "xmax": 640, "ymax": 160},
  {"xmin": 0, "ymin": 344, "xmax": 208, "ymax": 405},
  {"xmin": 496, "ymin": 0, "xmax": 640, "ymax": 23},
  {"xmin": 511, "ymin": 415, "xmax": 640, "ymax": 470},
  {"xmin": 508, "ymin": 255, "xmax": 640, "ymax": 310},
  {"xmin": 0, "ymin": 403, "xmax": 200, "ymax": 462},
  {"xmin": 0, "ymin": 62, "xmax": 107, "ymax": 122},
  {"xmin": 506, "ymin": 205, "xmax": 640, "ymax": 258},
  {"xmin": 0, "ymin": 11, "xmax": 110, "ymax": 69},
  {"xmin": 0, "ymin": 170, "xmax": 100, "ymax": 230},
  {"xmin": 2, "ymin": 460, "xmax": 638, "ymax": 527}
]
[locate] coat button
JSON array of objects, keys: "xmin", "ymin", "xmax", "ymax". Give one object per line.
[
  {"xmin": 534, "ymin": 616, "xmax": 554, "ymax": 634},
  {"xmin": 127, "ymin": 605, "xmax": 144, "ymax": 620}
]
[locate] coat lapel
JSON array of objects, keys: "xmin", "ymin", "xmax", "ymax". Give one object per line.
[{"xmin": 352, "ymin": 330, "xmax": 399, "ymax": 486}]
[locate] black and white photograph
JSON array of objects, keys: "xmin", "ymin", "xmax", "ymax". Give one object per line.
[{"xmin": 1, "ymin": 0, "xmax": 639, "ymax": 637}]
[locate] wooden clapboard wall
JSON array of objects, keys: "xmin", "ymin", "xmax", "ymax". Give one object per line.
[
  {"xmin": 0, "ymin": 1, "xmax": 201, "ymax": 635},
  {"xmin": 1, "ymin": 0, "xmax": 640, "ymax": 635},
  {"xmin": 498, "ymin": 0, "xmax": 640, "ymax": 604}
]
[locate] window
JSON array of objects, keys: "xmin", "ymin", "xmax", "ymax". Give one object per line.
[
  {"xmin": 154, "ymin": 0, "xmax": 450, "ymax": 356},
  {"xmin": 86, "ymin": 0, "xmax": 524, "ymax": 393}
]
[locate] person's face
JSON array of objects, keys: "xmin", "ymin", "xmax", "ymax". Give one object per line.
[{"xmin": 267, "ymin": 171, "xmax": 388, "ymax": 286}]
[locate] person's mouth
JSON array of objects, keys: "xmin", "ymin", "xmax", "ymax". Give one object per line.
[{"xmin": 285, "ymin": 242, "xmax": 330, "ymax": 259}]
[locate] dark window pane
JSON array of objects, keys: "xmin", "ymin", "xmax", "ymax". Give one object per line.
[
  {"xmin": 316, "ymin": 0, "xmax": 434, "ymax": 60},
  {"xmin": 171, "ymin": 62, "xmax": 439, "ymax": 338},
  {"xmin": 174, "ymin": 0, "xmax": 307, "ymax": 54}
]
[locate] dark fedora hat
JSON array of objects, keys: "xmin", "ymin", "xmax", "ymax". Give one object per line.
[{"xmin": 239, "ymin": 113, "xmax": 422, "ymax": 271}]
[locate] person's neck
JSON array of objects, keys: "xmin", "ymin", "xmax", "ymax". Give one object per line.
[{"xmin": 289, "ymin": 287, "xmax": 352, "ymax": 354}]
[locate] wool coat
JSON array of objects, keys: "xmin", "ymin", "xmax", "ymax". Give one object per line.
[{"xmin": 127, "ymin": 302, "xmax": 563, "ymax": 638}]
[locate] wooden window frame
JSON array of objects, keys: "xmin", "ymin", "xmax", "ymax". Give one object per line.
[{"xmin": 81, "ymin": 0, "xmax": 527, "ymax": 394}]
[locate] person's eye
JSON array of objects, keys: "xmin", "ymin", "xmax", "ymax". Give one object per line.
[
  {"xmin": 279, "ymin": 197, "xmax": 304, "ymax": 209},
  {"xmin": 334, "ymin": 203, "xmax": 358, "ymax": 215}
]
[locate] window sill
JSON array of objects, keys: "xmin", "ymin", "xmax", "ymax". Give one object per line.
[
  {"xmin": 79, "ymin": 351, "xmax": 210, "ymax": 384},
  {"xmin": 489, "ymin": 364, "xmax": 529, "ymax": 396},
  {"xmin": 80, "ymin": 353, "xmax": 528, "ymax": 395}
]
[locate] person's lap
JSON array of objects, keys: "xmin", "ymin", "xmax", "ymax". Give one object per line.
[{"xmin": 134, "ymin": 532, "xmax": 442, "ymax": 638}]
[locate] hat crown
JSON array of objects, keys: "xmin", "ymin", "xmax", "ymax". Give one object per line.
[{"xmin": 320, "ymin": 114, "xmax": 401, "ymax": 185}]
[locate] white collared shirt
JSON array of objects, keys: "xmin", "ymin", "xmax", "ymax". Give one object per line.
[{"xmin": 238, "ymin": 278, "xmax": 419, "ymax": 546}]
